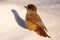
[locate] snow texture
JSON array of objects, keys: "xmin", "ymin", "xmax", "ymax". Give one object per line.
[{"xmin": 0, "ymin": 0, "xmax": 60, "ymax": 40}]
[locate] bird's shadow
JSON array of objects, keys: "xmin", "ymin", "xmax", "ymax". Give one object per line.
[{"xmin": 11, "ymin": 9, "xmax": 28, "ymax": 29}]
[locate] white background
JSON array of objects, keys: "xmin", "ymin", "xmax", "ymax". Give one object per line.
[{"xmin": 0, "ymin": 0, "xmax": 60, "ymax": 40}]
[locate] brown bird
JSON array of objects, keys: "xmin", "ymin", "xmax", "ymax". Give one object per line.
[{"xmin": 24, "ymin": 4, "xmax": 51, "ymax": 38}]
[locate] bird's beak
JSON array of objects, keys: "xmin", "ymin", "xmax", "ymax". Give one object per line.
[{"xmin": 24, "ymin": 6, "xmax": 27, "ymax": 8}]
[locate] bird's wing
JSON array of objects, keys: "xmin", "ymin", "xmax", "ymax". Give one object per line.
[
  {"xmin": 28, "ymin": 14, "xmax": 48, "ymax": 31},
  {"xmin": 34, "ymin": 21, "xmax": 48, "ymax": 31}
]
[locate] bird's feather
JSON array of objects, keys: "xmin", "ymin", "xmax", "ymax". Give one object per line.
[{"xmin": 26, "ymin": 13, "xmax": 48, "ymax": 31}]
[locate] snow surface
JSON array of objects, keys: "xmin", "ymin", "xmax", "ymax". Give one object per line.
[{"xmin": 0, "ymin": 0, "xmax": 60, "ymax": 40}]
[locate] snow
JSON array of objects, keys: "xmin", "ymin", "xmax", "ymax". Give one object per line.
[{"xmin": 0, "ymin": 1, "xmax": 60, "ymax": 40}]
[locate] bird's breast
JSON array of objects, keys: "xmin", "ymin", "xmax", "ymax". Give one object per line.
[{"xmin": 25, "ymin": 21, "xmax": 37, "ymax": 31}]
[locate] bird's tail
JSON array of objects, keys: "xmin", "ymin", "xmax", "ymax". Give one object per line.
[{"xmin": 35, "ymin": 27, "xmax": 51, "ymax": 38}]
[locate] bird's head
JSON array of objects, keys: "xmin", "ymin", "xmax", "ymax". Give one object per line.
[{"xmin": 24, "ymin": 4, "xmax": 37, "ymax": 11}]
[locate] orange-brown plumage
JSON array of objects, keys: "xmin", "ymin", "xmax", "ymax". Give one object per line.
[
  {"xmin": 36, "ymin": 26, "xmax": 51, "ymax": 38},
  {"xmin": 25, "ymin": 4, "xmax": 51, "ymax": 38}
]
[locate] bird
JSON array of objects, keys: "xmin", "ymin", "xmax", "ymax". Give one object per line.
[{"xmin": 24, "ymin": 4, "xmax": 51, "ymax": 38}]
